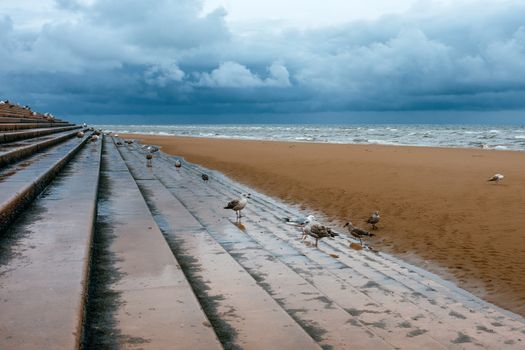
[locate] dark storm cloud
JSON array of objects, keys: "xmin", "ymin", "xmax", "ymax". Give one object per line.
[{"xmin": 1, "ymin": 0, "xmax": 525, "ymax": 121}]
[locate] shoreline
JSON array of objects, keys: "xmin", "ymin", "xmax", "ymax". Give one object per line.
[
  {"xmin": 113, "ymin": 131, "xmax": 525, "ymax": 152},
  {"xmin": 120, "ymin": 133, "xmax": 525, "ymax": 316}
]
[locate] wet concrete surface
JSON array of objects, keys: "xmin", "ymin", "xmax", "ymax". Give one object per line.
[
  {"xmin": 81, "ymin": 161, "xmax": 124, "ymax": 349},
  {"xmin": 0, "ymin": 129, "xmax": 83, "ymax": 169},
  {"xmin": 84, "ymin": 139, "xmax": 222, "ymax": 349},
  {"xmin": 118, "ymin": 139, "xmax": 525, "ymax": 350},
  {"xmin": 0, "ymin": 133, "xmax": 91, "ymax": 232},
  {"xmin": 128, "ymin": 176, "xmax": 323, "ymax": 350},
  {"xmin": 0, "ymin": 122, "xmax": 73, "ymax": 132},
  {"xmin": 121, "ymin": 146, "xmax": 442, "ymax": 350},
  {"xmin": 0, "ymin": 125, "xmax": 79, "ymax": 144},
  {"xmin": 0, "ymin": 137, "xmax": 101, "ymax": 349}
]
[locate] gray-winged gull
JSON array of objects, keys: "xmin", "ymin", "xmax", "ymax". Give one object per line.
[
  {"xmin": 302, "ymin": 217, "xmax": 338, "ymax": 247},
  {"xmin": 224, "ymin": 193, "xmax": 250, "ymax": 220},
  {"xmin": 343, "ymin": 221, "xmax": 375, "ymax": 245}
]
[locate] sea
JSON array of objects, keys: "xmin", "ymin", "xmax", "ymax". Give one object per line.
[{"xmin": 99, "ymin": 124, "xmax": 525, "ymax": 151}]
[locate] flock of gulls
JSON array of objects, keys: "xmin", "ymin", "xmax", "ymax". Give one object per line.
[{"xmin": 129, "ymin": 138, "xmax": 506, "ymax": 251}]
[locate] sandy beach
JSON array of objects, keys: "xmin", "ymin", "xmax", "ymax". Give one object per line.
[{"xmin": 122, "ymin": 133, "xmax": 525, "ymax": 316}]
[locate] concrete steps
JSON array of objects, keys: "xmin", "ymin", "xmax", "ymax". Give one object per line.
[
  {"xmin": 1, "ymin": 128, "xmax": 523, "ymax": 349},
  {"xmin": 0, "ymin": 122, "xmax": 73, "ymax": 132},
  {"xmin": 120, "ymin": 140, "xmax": 525, "ymax": 349},
  {"xmin": 0, "ymin": 138, "xmax": 102, "ymax": 349},
  {"xmin": 115, "ymin": 141, "xmax": 326, "ymax": 350},
  {"xmin": 179, "ymin": 161, "xmax": 525, "ymax": 349},
  {"xmin": 81, "ymin": 139, "xmax": 223, "ymax": 349},
  {"xmin": 0, "ymin": 116, "xmax": 56, "ymax": 124},
  {"xmin": 0, "ymin": 128, "xmax": 84, "ymax": 167},
  {"xmin": 0, "ymin": 132, "xmax": 92, "ymax": 232},
  {"xmin": 120, "ymin": 145, "xmax": 446, "ymax": 349},
  {"xmin": 0, "ymin": 125, "xmax": 80, "ymax": 144}
]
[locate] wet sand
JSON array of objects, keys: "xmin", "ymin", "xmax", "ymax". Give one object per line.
[{"xmin": 121, "ymin": 133, "xmax": 525, "ymax": 316}]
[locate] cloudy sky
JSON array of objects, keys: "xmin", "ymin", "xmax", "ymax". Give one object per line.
[{"xmin": 1, "ymin": 0, "xmax": 524, "ymax": 123}]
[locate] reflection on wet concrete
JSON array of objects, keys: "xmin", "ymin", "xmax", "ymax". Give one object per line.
[{"xmin": 82, "ymin": 147, "xmax": 123, "ymax": 349}]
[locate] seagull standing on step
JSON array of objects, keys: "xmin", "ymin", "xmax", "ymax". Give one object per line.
[
  {"xmin": 224, "ymin": 193, "xmax": 250, "ymax": 220},
  {"xmin": 299, "ymin": 215, "xmax": 317, "ymax": 240},
  {"xmin": 302, "ymin": 218, "xmax": 338, "ymax": 247},
  {"xmin": 147, "ymin": 145, "xmax": 159, "ymax": 153},
  {"xmin": 174, "ymin": 160, "xmax": 182, "ymax": 169},
  {"xmin": 343, "ymin": 222, "xmax": 375, "ymax": 245},
  {"xmin": 487, "ymin": 173, "xmax": 504, "ymax": 184},
  {"xmin": 366, "ymin": 211, "xmax": 380, "ymax": 230},
  {"xmin": 284, "ymin": 214, "xmax": 315, "ymax": 227}
]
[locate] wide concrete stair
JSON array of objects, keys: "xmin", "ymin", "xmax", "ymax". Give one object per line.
[
  {"xmin": 2, "ymin": 125, "xmax": 525, "ymax": 349},
  {"xmin": 0, "ymin": 137, "xmax": 102, "ymax": 349}
]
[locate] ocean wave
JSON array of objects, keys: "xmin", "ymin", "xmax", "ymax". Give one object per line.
[
  {"xmin": 367, "ymin": 139, "xmax": 399, "ymax": 145},
  {"xmin": 97, "ymin": 124, "xmax": 525, "ymax": 151}
]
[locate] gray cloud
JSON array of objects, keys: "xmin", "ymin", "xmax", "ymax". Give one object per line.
[{"xmin": 1, "ymin": 0, "xmax": 525, "ymax": 121}]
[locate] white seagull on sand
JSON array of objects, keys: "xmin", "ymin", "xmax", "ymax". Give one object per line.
[
  {"xmin": 487, "ymin": 173, "xmax": 504, "ymax": 183},
  {"xmin": 224, "ymin": 193, "xmax": 250, "ymax": 220}
]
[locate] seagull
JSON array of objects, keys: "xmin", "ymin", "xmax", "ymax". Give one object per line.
[
  {"xmin": 487, "ymin": 173, "xmax": 504, "ymax": 184},
  {"xmin": 303, "ymin": 218, "xmax": 338, "ymax": 247},
  {"xmin": 343, "ymin": 222, "xmax": 375, "ymax": 245},
  {"xmin": 146, "ymin": 153, "xmax": 153, "ymax": 167},
  {"xmin": 224, "ymin": 193, "xmax": 250, "ymax": 220},
  {"xmin": 366, "ymin": 211, "xmax": 380, "ymax": 230},
  {"xmin": 174, "ymin": 160, "xmax": 182, "ymax": 168},
  {"xmin": 284, "ymin": 214, "xmax": 315, "ymax": 227},
  {"xmin": 299, "ymin": 215, "xmax": 317, "ymax": 239},
  {"xmin": 147, "ymin": 145, "xmax": 160, "ymax": 153},
  {"xmin": 76, "ymin": 131, "xmax": 84, "ymax": 138},
  {"xmin": 201, "ymin": 173, "xmax": 209, "ymax": 182}
]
